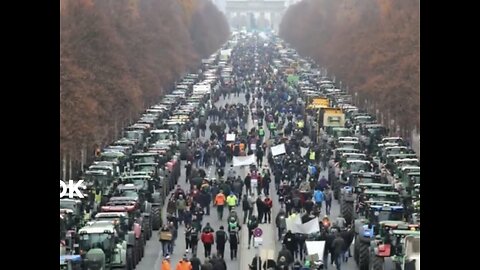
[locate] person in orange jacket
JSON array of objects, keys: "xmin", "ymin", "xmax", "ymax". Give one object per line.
[
  {"xmin": 161, "ymin": 254, "xmax": 171, "ymax": 270},
  {"xmin": 176, "ymin": 254, "xmax": 193, "ymax": 270},
  {"xmin": 214, "ymin": 190, "xmax": 226, "ymax": 220}
]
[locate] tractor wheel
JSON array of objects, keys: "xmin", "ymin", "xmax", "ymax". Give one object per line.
[
  {"xmin": 135, "ymin": 240, "xmax": 142, "ymax": 264},
  {"xmin": 126, "ymin": 247, "xmax": 134, "ymax": 270},
  {"xmin": 358, "ymin": 241, "xmax": 370, "ymax": 270},
  {"xmin": 151, "ymin": 206, "xmax": 162, "ymax": 230},
  {"xmin": 139, "ymin": 237, "xmax": 144, "ymax": 258},
  {"xmin": 144, "ymin": 220, "xmax": 151, "ymax": 240},
  {"xmin": 133, "ymin": 243, "xmax": 139, "ymax": 266},
  {"xmin": 342, "ymin": 202, "xmax": 354, "ymax": 225},
  {"xmin": 354, "ymin": 235, "xmax": 360, "ymax": 263},
  {"xmin": 370, "ymin": 255, "xmax": 384, "ymax": 270}
]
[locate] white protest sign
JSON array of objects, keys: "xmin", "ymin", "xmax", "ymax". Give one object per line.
[
  {"xmin": 270, "ymin": 143, "xmax": 286, "ymax": 156},
  {"xmin": 232, "ymin": 154, "xmax": 256, "ymax": 167},
  {"xmin": 226, "ymin": 133, "xmax": 236, "ymax": 141}
]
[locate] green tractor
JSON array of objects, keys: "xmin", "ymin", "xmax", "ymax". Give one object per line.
[
  {"xmin": 119, "ymin": 175, "xmax": 163, "ymax": 232},
  {"xmin": 337, "ymin": 171, "xmax": 386, "ymax": 226},
  {"xmin": 369, "ymin": 222, "xmax": 420, "ymax": 270},
  {"xmin": 78, "ymin": 221, "xmax": 132, "ymax": 270},
  {"xmin": 354, "ymin": 203, "xmax": 405, "ymax": 270}
]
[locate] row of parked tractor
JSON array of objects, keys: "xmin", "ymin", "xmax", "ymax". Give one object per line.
[
  {"xmin": 59, "ymin": 40, "xmax": 235, "ymax": 270},
  {"xmin": 286, "ymin": 49, "xmax": 420, "ymax": 270}
]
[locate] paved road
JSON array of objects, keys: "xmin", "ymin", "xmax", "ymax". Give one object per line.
[{"xmin": 136, "ymin": 92, "xmax": 363, "ymax": 269}]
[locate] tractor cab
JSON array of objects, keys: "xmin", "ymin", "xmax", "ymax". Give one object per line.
[
  {"xmin": 363, "ymin": 190, "xmax": 401, "ymax": 205},
  {"xmin": 120, "ymin": 175, "xmax": 155, "ymax": 201},
  {"xmin": 113, "ymin": 138, "xmax": 138, "ymax": 153},
  {"xmin": 60, "ymin": 198, "xmax": 83, "ymax": 219},
  {"xmin": 149, "ymin": 129, "xmax": 176, "ymax": 144},
  {"xmin": 84, "ymin": 170, "xmax": 115, "ymax": 192},
  {"xmin": 345, "ymin": 160, "xmax": 371, "ymax": 172},
  {"xmin": 329, "ymin": 127, "xmax": 352, "ymax": 138},
  {"xmin": 100, "ymin": 151, "xmax": 127, "ymax": 173},
  {"xmin": 133, "ymin": 162, "xmax": 160, "ymax": 179},
  {"xmin": 94, "ymin": 212, "xmax": 130, "ymax": 238},
  {"xmin": 397, "ymin": 166, "xmax": 420, "ymax": 181},
  {"xmin": 78, "ymin": 222, "xmax": 127, "ymax": 269},
  {"xmin": 132, "ymin": 152, "xmax": 160, "ymax": 164},
  {"xmin": 364, "ymin": 124, "xmax": 388, "ymax": 141},
  {"xmin": 89, "ymin": 162, "xmax": 118, "ymax": 177},
  {"xmin": 369, "ymin": 222, "xmax": 420, "ymax": 263}
]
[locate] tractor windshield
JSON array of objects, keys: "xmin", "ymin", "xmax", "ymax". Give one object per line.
[
  {"xmin": 118, "ymin": 190, "xmax": 139, "ymax": 199},
  {"xmin": 85, "ymin": 174, "xmax": 112, "ymax": 187},
  {"xmin": 348, "ymin": 162, "xmax": 369, "ymax": 173},
  {"xmin": 376, "ymin": 210, "xmax": 404, "ymax": 222},
  {"xmin": 135, "ymin": 165, "xmax": 156, "ymax": 173},
  {"xmin": 60, "ymin": 200, "xmax": 76, "ymax": 211},
  {"xmin": 152, "ymin": 132, "xmax": 171, "ymax": 142},
  {"xmin": 79, "ymin": 233, "xmax": 112, "ymax": 251},
  {"xmin": 134, "ymin": 156, "xmax": 156, "ymax": 164}
]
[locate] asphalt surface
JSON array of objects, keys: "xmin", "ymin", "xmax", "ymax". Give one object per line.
[{"xmin": 136, "ymin": 93, "xmax": 365, "ymax": 270}]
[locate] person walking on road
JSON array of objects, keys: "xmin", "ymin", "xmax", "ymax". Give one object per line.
[
  {"xmin": 242, "ymin": 194, "xmax": 253, "ymax": 224},
  {"xmin": 263, "ymin": 195, "xmax": 273, "ymax": 223},
  {"xmin": 201, "ymin": 228, "xmax": 214, "ymax": 258},
  {"xmin": 215, "ymin": 226, "xmax": 228, "ymax": 259},
  {"xmin": 245, "ymin": 173, "xmax": 252, "ymax": 195},
  {"xmin": 331, "ymin": 232, "xmax": 346, "ymax": 270},
  {"xmin": 214, "ymin": 190, "xmax": 226, "ymax": 220},
  {"xmin": 275, "ymin": 208, "xmax": 287, "ymax": 240},
  {"xmin": 313, "ymin": 187, "xmax": 325, "ymax": 213},
  {"xmin": 256, "ymin": 195, "xmax": 266, "ymax": 223},
  {"xmin": 283, "ymin": 230, "xmax": 297, "ymax": 261},
  {"xmin": 226, "ymin": 192, "xmax": 238, "ymax": 212},
  {"xmin": 159, "ymin": 225, "xmax": 173, "ymax": 256},
  {"xmin": 228, "ymin": 228, "xmax": 239, "ymax": 260},
  {"xmin": 323, "ymin": 186, "xmax": 333, "ymax": 215},
  {"xmin": 247, "ymin": 215, "xmax": 259, "ymax": 249}
]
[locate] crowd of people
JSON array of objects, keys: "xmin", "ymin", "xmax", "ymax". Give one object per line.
[{"xmin": 158, "ymin": 35, "xmax": 354, "ymax": 270}]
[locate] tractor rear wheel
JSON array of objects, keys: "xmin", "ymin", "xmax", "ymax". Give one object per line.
[
  {"xmin": 152, "ymin": 206, "xmax": 162, "ymax": 230},
  {"xmin": 144, "ymin": 220, "xmax": 151, "ymax": 240},
  {"xmin": 358, "ymin": 241, "xmax": 370, "ymax": 270},
  {"xmin": 126, "ymin": 247, "xmax": 134, "ymax": 270},
  {"xmin": 342, "ymin": 202, "xmax": 354, "ymax": 225},
  {"xmin": 370, "ymin": 255, "xmax": 384, "ymax": 270}
]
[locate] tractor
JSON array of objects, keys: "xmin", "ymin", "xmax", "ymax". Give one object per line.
[
  {"xmin": 337, "ymin": 172, "xmax": 392, "ymax": 225},
  {"xmin": 354, "ymin": 203, "xmax": 405, "ymax": 270},
  {"xmin": 115, "ymin": 181, "xmax": 162, "ymax": 230},
  {"xmin": 60, "ymin": 198, "xmax": 83, "ymax": 228},
  {"xmin": 78, "ymin": 221, "xmax": 132, "ymax": 270},
  {"xmin": 368, "ymin": 222, "xmax": 420, "ymax": 270},
  {"xmin": 100, "ymin": 197, "xmax": 146, "ymax": 267}
]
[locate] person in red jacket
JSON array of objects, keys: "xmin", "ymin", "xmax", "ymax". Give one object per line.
[
  {"xmin": 263, "ymin": 195, "xmax": 273, "ymax": 223},
  {"xmin": 200, "ymin": 230, "xmax": 214, "ymax": 258}
]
